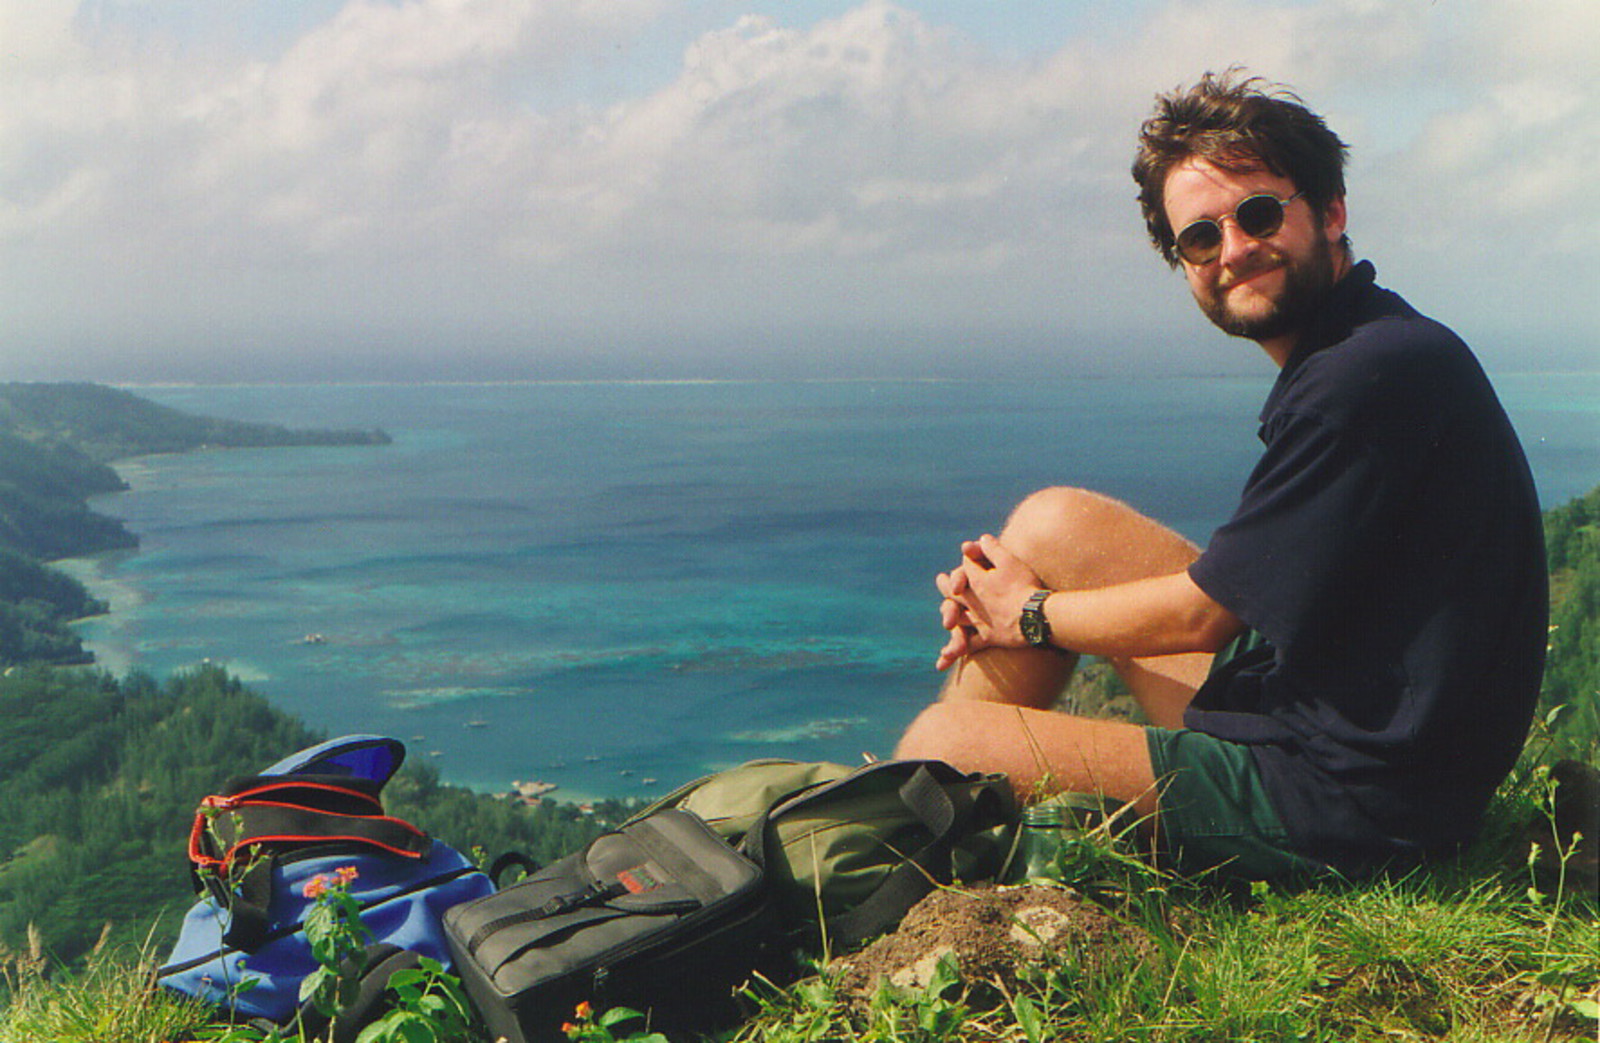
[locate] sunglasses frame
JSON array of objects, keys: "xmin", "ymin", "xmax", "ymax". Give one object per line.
[{"xmin": 1175, "ymin": 191, "xmax": 1305, "ymax": 266}]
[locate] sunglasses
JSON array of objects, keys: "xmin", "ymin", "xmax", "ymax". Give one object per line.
[{"xmin": 1174, "ymin": 191, "xmax": 1304, "ymax": 266}]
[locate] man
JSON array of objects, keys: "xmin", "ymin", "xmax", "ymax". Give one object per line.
[{"xmin": 896, "ymin": 72, "xmax": 1547, "ymax": 879}]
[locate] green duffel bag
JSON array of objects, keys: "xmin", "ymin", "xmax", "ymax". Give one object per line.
[{"xmin": 635, "ymin": 759, "xmax": 1019, "ymax": 949}]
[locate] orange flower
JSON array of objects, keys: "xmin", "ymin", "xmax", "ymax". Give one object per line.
[
  {"xmin": 334, "ymin": 865, "xmax": 360, "ymax": 885},
  {"xmin": 301, "ymin": 875, "xmax": 330, "ymax": 900},
  {"xmin": 574, "ymin": 1000, "xmax": 593, "ymax": 1019}
]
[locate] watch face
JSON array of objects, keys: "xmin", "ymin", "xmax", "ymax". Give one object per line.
[{"xmin": 1020, "ymin": 590, "xmax": 1052, "ymax": 647}]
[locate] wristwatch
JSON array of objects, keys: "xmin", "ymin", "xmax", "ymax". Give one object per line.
[{"xmin": 1019, "ymin": 589, "xmax": 1054, "ymax": 648}]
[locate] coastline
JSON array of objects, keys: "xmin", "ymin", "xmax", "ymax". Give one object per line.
[{"xmin": 53, "ymin": 553, "xmax": 145, "ymax": 677}]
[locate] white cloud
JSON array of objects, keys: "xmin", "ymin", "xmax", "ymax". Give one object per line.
[{"xmin": 2, "ymin": 0, "xmax": 1596, "ymax": 377}]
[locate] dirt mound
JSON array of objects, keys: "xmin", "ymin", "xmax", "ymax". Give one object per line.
[{"xmin": 833, "ymin": 883, "xmax": 1148, "ymax": 1002}]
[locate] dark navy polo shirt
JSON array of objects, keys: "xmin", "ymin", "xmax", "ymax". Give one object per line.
[{"xmin": 1186, "ymin": 261, "xmax": 1548, "ymax": 874}]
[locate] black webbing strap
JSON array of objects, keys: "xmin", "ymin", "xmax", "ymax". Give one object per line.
[
  {"xmin": 466, "ymin": 880, "xmax": 631, "ymax": 954},
  {"xmin": 208, "ymin": 802, "xmax": 431, "ymax": 865},
  {"xmin": 824, "ymin": 765, "xmax": 967, "ymax": 948}
]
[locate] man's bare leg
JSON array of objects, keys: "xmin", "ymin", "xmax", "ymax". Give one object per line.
[{"xmin": 897, "ymin": 699, "xmax": 1162, "ymax": 814}]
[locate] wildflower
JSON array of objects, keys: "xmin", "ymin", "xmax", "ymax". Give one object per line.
[
  {"xmin": 335, "ymin": 865, "xmax": 360, "ymax": 885},
  {"xmin": 575, "ymin": 1000, "xmax": 593, "ymax": 1019},
  {"xmin": 302, "ymin": 875, "xmax": 330, "ymax": 900}
]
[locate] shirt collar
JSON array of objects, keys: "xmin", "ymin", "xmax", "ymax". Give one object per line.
[{"xmin": 1260, "ymin": 259, "xmax": 1377, "ymax": 422}]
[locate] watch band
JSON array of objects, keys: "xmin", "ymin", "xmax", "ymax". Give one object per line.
[{"xmin": 1020, "ymin": 588, "xmax": 1053, "ymax": 648}]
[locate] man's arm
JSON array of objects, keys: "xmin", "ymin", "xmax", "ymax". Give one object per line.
[{"xmin": 936, "ymin": 533, "xmax": 1243, "ymax": 671}]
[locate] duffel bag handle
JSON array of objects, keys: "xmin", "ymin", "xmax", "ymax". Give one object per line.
[{"xmin": 743, "ymin": 760, "xmax": 1001, "ymax": 949}]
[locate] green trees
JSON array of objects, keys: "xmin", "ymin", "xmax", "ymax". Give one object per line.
[
  {"xmin": 0, "ymin": 665, "xmax": 320, "ymax": 960},
  {"xmin": 0, "ymin": 550, "xmax": 107, "ymax": 665},
  {"xmin": 1542, "ymin": 484, "xmax": 1600, "ymax": 762}
]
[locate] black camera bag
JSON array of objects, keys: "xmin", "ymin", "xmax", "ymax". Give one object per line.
[{"xmin": 442, "ymin": 808, "xmax": 773, "ymax": 1043}]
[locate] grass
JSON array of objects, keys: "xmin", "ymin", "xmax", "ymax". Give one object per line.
[
  {"xmin": 0, "ymin": 927, "xmax": 212, "ymax": 1043},
  {"xmin": 1, "ymin": 758, "xmax": 1594, "ymax": 1043},
  {"xmin": 726, "ymin": 819, "xmax": 1596, "ymax": 1042}
]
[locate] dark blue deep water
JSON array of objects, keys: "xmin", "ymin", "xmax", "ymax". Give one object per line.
[{"xmin": 64, "ymin": 375, "xmax": 1597, "ymax": 800}]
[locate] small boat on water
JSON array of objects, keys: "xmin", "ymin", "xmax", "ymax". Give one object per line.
[{"xmin": 509, "ymin": 779, "xmax": 559, "ymax": 804}]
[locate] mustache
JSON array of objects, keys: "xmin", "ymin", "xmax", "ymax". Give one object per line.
[{"xmin": 1217, "ymin": 254, "xmax": 1285, "ymax": 291}]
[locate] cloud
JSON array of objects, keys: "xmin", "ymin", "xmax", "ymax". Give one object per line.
[{"xmin": 2, "ymin": 0, "xmax": 1596, "ymax": 378}]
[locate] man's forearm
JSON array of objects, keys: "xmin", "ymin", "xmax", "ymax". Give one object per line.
[{"xmin": 1040, "ymin": 570, "xmax": 1243, "ymax": 658}]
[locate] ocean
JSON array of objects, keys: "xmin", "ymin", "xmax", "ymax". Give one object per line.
[{"xmin": 62, "ymin": 375, "xmax": 1598, "ymax": 801}]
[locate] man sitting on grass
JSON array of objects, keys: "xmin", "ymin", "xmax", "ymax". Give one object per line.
[{"xmin": 897, "ymin": 71, "xmax": 1547, "ymax": 881}]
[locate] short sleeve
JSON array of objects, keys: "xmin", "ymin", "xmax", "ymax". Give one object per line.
[{"xmin": 1188, "ymin": 408, "xmax": 1386, "ymax": 650}]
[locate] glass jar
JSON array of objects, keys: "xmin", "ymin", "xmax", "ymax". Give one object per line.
[{"xmin": 1003, "ymin": 792, "xmax": 1117, "ymax": 883}]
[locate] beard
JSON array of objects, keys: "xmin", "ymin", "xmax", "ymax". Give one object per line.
[{"xmin": 1198, "ymin": 233, "xmax": 1338, "ymax": 343}]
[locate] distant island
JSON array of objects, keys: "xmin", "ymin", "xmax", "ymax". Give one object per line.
[{"xmin": 0, "ymin": 381, "xmax": 390, "ymax": 666}]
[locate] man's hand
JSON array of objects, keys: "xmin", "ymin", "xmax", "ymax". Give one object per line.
[{"xmin": 934, "ymin": 534, "xmax": 1045, "ymax": 671}]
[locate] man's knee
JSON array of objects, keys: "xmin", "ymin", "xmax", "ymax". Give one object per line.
[
  {"xmin": 895, "ymin": 701, "xmax": 972, "ymax": 762},
  {"xmin": 1000, "ymin": 485, "xmax": 1197, "ymax": 589},
  {"xmin": 1001, "ymin": 486, "xmax": 1109, "ymax": 562}
]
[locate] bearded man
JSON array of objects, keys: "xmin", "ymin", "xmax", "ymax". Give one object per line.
[{"xmin": 897, "ymin": 72, "xmax": 1547, "ymax": 879}]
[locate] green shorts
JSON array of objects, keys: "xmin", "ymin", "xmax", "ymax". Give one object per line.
[{"xmin": 1145, "ymin": 726, "xmax": 1329, "ymax": 881}]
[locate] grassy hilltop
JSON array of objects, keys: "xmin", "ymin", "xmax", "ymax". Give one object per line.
[{"xmin": 0, "ymin": 383, "xmax": 1593, "ymax": 1042}]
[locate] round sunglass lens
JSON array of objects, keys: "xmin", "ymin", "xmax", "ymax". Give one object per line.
[
  {"xmin": 1236, "ymin": 195, "xmax": 1286, "ymax": 238},
  {"xmin": 1177, "ymin": 222, "xmax": 1222, "ymax": 263}
]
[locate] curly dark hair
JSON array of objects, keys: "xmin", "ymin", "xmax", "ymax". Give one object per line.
[{"xmin": 1133, "ymin": 70, "xmax": 1350, "ymax": 268}]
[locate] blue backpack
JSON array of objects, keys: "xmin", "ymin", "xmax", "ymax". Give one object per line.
[{"xmin": 158, "ymin": 735, "xmax": 494, "ymax": 1029}]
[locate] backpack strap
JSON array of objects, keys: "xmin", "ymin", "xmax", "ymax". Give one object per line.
[
  {"xmin": 188, "ymin": 780, "xmax": 431, "ymax": 875},
  {"xmin": 487, "ymin": 851, "xmax": 541, "ymax": 888},
  {"xmin": 822, "ymin": 765, "xmax": 963, "ymax": 948},
  {"xmin": 187, "ymin": 778, "xmax": 433, "ymax": 951}
]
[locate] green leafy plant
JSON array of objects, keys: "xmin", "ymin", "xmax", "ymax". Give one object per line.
[
  {"xmin": 297, "ymin": 865, "xmax": 371, "ymax": 1028},
  {"xmin": 353, "ymin": 956, "xmax": 476, "ymax": 1043}
]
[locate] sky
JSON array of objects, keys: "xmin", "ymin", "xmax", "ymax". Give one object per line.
[{"xmin": 3, "ymin": 0, "xmax": 1597, "ymax": 382}]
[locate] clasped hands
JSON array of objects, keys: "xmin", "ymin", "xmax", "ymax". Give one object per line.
[{"xmin": 934, "ymin": 533, "xmax": 1045, "ymax": 671}]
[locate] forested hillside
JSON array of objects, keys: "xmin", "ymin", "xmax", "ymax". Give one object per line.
[
  {"xmin": 0, "ymin": 429, "xmax": 135, "ymax": 561},
  {"xmin": 0, "ymin": 382, "xmax": 390, "ymax": 666},
  {"xmin": 0, "ymin": 550, "xmax": 107, "ymax": 665}
]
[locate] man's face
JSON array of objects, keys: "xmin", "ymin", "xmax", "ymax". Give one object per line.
[{"xmin": 1163, "ymin": 157, "xmax": 1348, "ymax": 356}]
